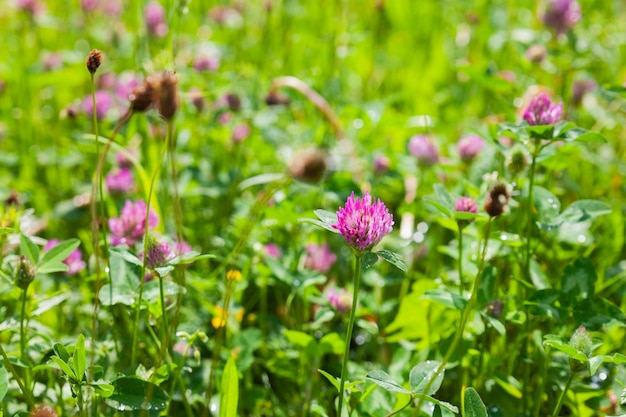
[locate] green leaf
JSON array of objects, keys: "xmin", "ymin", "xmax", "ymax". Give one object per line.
[
  {"xmin": 376, "ymin": 250, "xmax": 408, "ymax": 272},
  {"xmin": 463, "ymin": 387, "xmax": 487, "ymax": 417},
  {"xmin": 433, "ymin": 184, "xmax": 455, "ymax": 215},
  {"xmin": 284, "ymin": 330, "xmax": 314, "ymax": 348},
  {"xmin": 300, "ymin": 216, "xmax": 339, "ymax": 234},
  {"xmin": 32, "ymin": 292, "xmax": 71, "ymax": 316},
  {"xmin": 93, "ymin": 381, "xmax": 114, "ymax": 398},
  {"xmin": 543, "ymin": 337, "xmax": 588, "ymax": 363},
  {"xmin": 105, "ymin": 377, "xmax": 168, "ymax": 411},
  {"xmin": 533, "ymin": 186, "xmax": 560, "ymax": 223},
  {"xmin": 154, "ymin": 265, "xmax": 175, "ymax": 277},
  {"xmin": 318, "ymin": 369, "xmax": 340, "ymax": 391},
  {"xmin": 171, "ymin": 252, "xmax": 216, "ymax": 265},
  {"xmin": 20, "ymin": 234, "xmax": 39, "ymax": 264},
  {"xmin": 589, "ymin": 355, "xmax": 604, "ymax": 376},
  {"xmin": 423, "ymin": 396, "xmax": 459, "ymax": 413},
  {"xmin": 99, "ymin": 250, "xmax": 141, "ymax": 306},
  {"xmin": 424, "ymin": 198, "xmax": 452, "ymax": 218},
  {"xmin": 73, "ymin": 334, "xmax": 86, "ymax": 382},
  {"xmin": 319, "ymin": 333, "xmax": 344, "ymax": 356},
  {"xmin": 365, "ymin": 370, "xmax": 410, "ymax": 394},
  {"xmin": 422, "ymin": 289, "xmax": 467, "ymax": 310},
  {"xmin": 482, "ymin": 314, "xmax": 506, "ymax": 336},
  {"xmin": 53, "ymin": 343, "xmax": 70, "ymax": 362},
  {"xmin": 0, "ymin": 366, "xmax": 8, "ymax": 402},
  {"xmin": 562, "ymin": 127, "xmax": 608, "ymax": 143},
  {"xmin": 220, "ymin": 356, "xmax": 239, "ymax": 417},
  {"xmin": 50, "ymin": 356, "xmax": 76, "ymax": 380},
  {"xmin": 362, "ymin": 252, "xmax": 379, "ymax": 270},
  {"xmin": 109, "ymin": 247, "xmax": 143, "ymax": 267},
  {"xmin": 409, "ymin": 361, "xmax": 443, "ymax": 395},
  {"xmin": 0, "ymin": 227, "xmax": 14, "ymax": 235},
  {"xmin": 561, "ymin": 258, "xmax": 597, "ymax": 300},
  {"xmin": 38, "ymin": 239, "xmax": 80, "ymax": 272}
]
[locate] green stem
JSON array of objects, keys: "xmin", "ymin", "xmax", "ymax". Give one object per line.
[
  {"xmin": 386, "ymin": 395, "xmax": 414, "ymax": 417},
  {"xmin": 524, "ymin": 149, "xmax": 538, "ymax": 280},
  {"xmin": 158, "ymin": 274, "xmax": 169, "ymax": 345},
  {"xmin": 130, "ymin": 136, "xmax": 169, "ymax": 368},
  {"xmin": 337, "ymin": 254, "xmax": 363, "ymax": 417},
  {"xmin": 458, "ymin": 224, "xmax": 464, "ymax": 297},
  {"xmin": 0, "ymin": 341, "xmax": 34, "ymax": 408},
  {"xmin": 76, "ymin": 383, "xmax": 85, "ymax": 417},
  {"xmin": 19, "ymin": 288, "xmax": 27, "ymax": 364},
  {"xmin": 415, "ymin": 218, "xmax": 494, "ymax": 412},
  {"xmin": 552, "ymin": 371, "xmax": 574, "ymax": 417}
]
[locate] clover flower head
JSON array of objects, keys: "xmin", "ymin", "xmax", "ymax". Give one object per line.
[
  {"xmin": 408, "ymin": 134, "xmax": 439, "ymax": 166},
  {"xmin": 457, "ymin": 135, "xmax": 485, "ymax": 161},
  {"xmin": 455, "ymin": 197, "xmax": 477, "ymax": 214},
  {"xmin": 304, "ymin": 243, "xmax": 337, "ymax": 274},
  {"xmin": 543, "ymin": 0, "xmax": 581, "ymax": 36},
  {"xmin": 81, "ymin": 90, "xmax": 112, "ymax": 120},
  {"xmin": 333, "ymin": 191, "xmax": 394, "ymax": 252},
  {"xmin": 108, "ymin": 200, "xmax": 159, "ymax": 247},
  {"xmin": 523, "ymin": 93, "xmax": 563, "ymax": 126},
  {"xmin": 328, "ymin": 287, "xmax": 352, "ymax": 314},
  {"xmin": 145, "ymin": 1, "xmax": 168, "ymax": 37},
  {"xmin": 142, "ymin": 236, "xmax": 173, "ymax": 270},
  {"xmin": 105, "ymin": 167, "xmax": 135, "ymax": 194}
]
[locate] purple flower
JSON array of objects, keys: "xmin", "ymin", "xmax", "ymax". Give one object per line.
[
  {"xmin": 455, "ymin": 197, "xmax": 478, "ymax": 213},
  {"xmin": 193, "ymin": 54, "xmax": 220, "ymax": 72},
  {"xmin": 231, "ymin": 123, "xmax": 251, "ymax": 143},
  {"xmin": 42, "ymin": 52, "xmax": 63, "ymax": 71},
  {"xmin": 265, "ymin": 243, "xmax": 282, "ymax": 259},
  {"xmin": 44, "ymin": 239, "xmax": 86, "ymax": 276},
  {"xmin": 457, "ymin": 135, "xmax": 485, "ymax": 161},
  {"xmin": 571, "ymin": 79, "xmax": 596, "ymax": 106},
  {"xmin": 304, "ymin": 243, "xmax": 337, "ymax": 274},
  {"xmin": 373, "ymin": 154, "xmax": 390, "ymax": 175},
  {"xmin": 188, "ymin": 88, "xmax": 205, "ymax": 112},
  {"xmin": 333, "ymin": 191, "xmax": 394, "ymax": 252},
  {"xmin": 174, "ymin": 240, "xmax": 192, "ymax": 255},
  {"xmin": 105, "ymin": 167, "xmax": 135, "ymax": 194},
  {"xmin": 328, "ymin": 287, "xmax": 352, "ymax": 314},
  {"xmin": 81, "ymin": 0, "xmax": 99, "ymax": 12},
  {"xmin": 115, "ymin": 72, "xmax": 140, "ymax": 101},
  {"xmin": 108, "ymin": 200, "xmax": 159, "ymax": 246},
  {"xmin": 408, "ymin": 134, "xmax": 439, "ymax": 166},
  {"xmin": 142, "ymin": 239, "xmax": 174, "ymax": 270},
  {"xmin": 16, "ymin": 0, "xmax": 43, "ymax": 16},
  {"xmin": 543, "ymin": 0, "xmax": 581, "ymax": 36},
  {"xmin": 81, "ymin": 90, "xmax": 112, "ymax": 120},
  {"xmin": 523, "ymin": 93, "xmax": 563, "ymax": 126},
  {"xmin": 145, "ymin": 1, "xmax": 168, "ymax": 37}
]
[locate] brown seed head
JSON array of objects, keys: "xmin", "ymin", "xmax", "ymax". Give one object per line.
[
  {"xmin": 484, "ymin": 182, "xmax": 510, "ymax": 217},
  {"xmin": 288, "ymin": 149, "xmax": 327, "ymax": 183},
  {"xmin": 30, "ymin": 405, "xmax": 59, "ymax": 417},
  {"xmin": 265, "ymin": 90, "xmax": 290, "ymax": 106},
  {"xmin": 156, "ymin": 71, "xmax": 179, "ymax": 119},
  {"xmin": 86, "ymin": 49, "xmax": 102, "ymax": 74},
  {"xmin": 129, "ymin": 81, "xmax": 154, "ymax": 112}
]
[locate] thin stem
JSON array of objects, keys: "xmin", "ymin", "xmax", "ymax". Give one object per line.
[
  {"xmin": 386, "ymin": 395, "xmax": 414, "ymax": 417},
  {"xmin": 415, "ymin": 218, "xmax": 494, "ymax": 412},
  {"xmin": 0, "ymin": 339, "xmax": 34, "ymax": 408},
  {"xmin": 158, "ymin": 274, "xmax": 169, "ymax": 344},
  {"xmin": 76, "ymin": 383, "xmax": 85, "ymax": 417},
  {"xmin": 130, "ymin": 137, "xmax": 169, "ymax": 368},
  {"xmin": 458, "ymin": 224, "xmax": 464, "ymax": 297},
  {"xmin": 19, "ymin": 288, "xmax": 27, "ymax": 364},
  {"xmin": 524, "ymin": 149, "xmax": 538, "ymax": 280},
  {"xmin": 552, "ymin": 371, "xmax": 574, "ymax": 417},
  {"xmin": 337, "ymin": 254, "xmax": 363, "ymax": 417}
]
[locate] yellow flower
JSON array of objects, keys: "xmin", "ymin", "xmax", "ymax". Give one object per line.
[{"xmin": 226, "ymin": 269, "xmax": 243, "ymax": 282}]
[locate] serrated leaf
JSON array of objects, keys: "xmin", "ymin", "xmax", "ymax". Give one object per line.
[
  {"xmin": 362, "ymin": 252, "xmax": 379, "ymax": 270},
  {"xmin": 318, "ymin": 369, "xmax": 340, "ymax": 391},
  {"xmin": 20, "ymin": 234, "xmax": 39, "ymax": 264},
  {"xmin": 463, "ymin": 387, "xmax": 487, "ymax": 417},
  {"xmin": 409, "ymin": 361, "xmax": 443, "ymax": 395},
  {"xmin": 38, "ymin": 239, "xmax": 80, "ymax": 271},
  {"xmin": 376, "ymin": 250, "xmax": 407, "ymax": 272},
  {"xmin": 220, "ymin": 356, "xmax": 239, "ymax": 417},
  {"xmin": 366, "ymin": 370, "xmax": 410, "ymax": 394}
]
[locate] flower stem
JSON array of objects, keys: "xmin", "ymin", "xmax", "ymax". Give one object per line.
[
  {"xmin": 458, "ymin": 223, "xmax": 464, "ymax": 297},
  {"xmin": 415, "ymin": 218, "xmax": 493, "ymax": 412},
  {"xmin": 130, "ymin": 135, "xmax": 169, "ymax": 368},
  {"xmin": 337, "ymin": 253, "xmax": 363, "ymax": 417},
  {"xmin": 19, "ymin": 288, "xmax": 31, "ymax": 390},
  {"xmin": 0, "ymin": 334, "xmax": 34, "ymax": 408},
  {"xmin": 552, "ymin": 371, "xmax": 574, "ymax": 417}
]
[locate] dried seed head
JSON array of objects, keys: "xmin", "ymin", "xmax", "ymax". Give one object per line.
[
  {"xmin": 288, "ymin": 149, "xmax": 328, "ymax": 183},
  {"xmin": 86, "ymin": 49, "xmax": 102, "ymax": 74},
  {"xmin": 129, "ymin": 81, "xmax": 154, "ymax": 112},
  {"xmin": 484, "ymin": 182, "xmax": 510, "ymax": 217},
  {"xmin": 30, "ymin": 404, "xmax": 59, "ymax": 417},
  {"xmin": 264, "ymin": 90, "xmax": 290, "ymax": 106},
  {"xmin": 156, "ymin": 71, "xmax": 179, "ymax": 119}
]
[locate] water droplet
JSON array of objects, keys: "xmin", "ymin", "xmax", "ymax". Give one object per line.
[
  {"xmin": 500, "ymin": 234, "xmax": 508, "ymax": 240},
  {"xmin": 577, "ymin": 235, "xmax": 587, "ymax": 243}
]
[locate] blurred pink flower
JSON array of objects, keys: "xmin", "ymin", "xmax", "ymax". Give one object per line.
[
  {"xmin": 16, "ymin": 0, "xmax": 44, "ymax": 16},
  {"xmin": 109, "ymin": 200, "xmax": 159, "ymax": 246},
  {"xmin": 455, "ymin": 197, "xmax": 478, "ymax": 213},
  {"xmin": 82, "ymin": 90, "xmax": 112, "ymax": 120},
  {"xmin": 193, "ymin": 54, "xmax": 220, "ymax": 72},
  {"xmin": 543, "ymin": 0, "xmax": 581, "ymax": 36},
  {"xmin": 457, "ymin": 135, "xmax": 485, "ymax": 161},
  {"xmin": 304, "ymin": 243, "xmax": 337, "ymax": 274},
  {"xmin": 81, "ymin": 0, "xmax": 99, "ymax": 12},
  {"xmin": 115, "ymin": 72, "xmax": 140, "ymax": 101},
  {"xmin": 145, "ymin": 1, "xmax": 168, "ymax": 37},
  {"xmin": 373, "ymin": 154, "xmax": 390, "ymax": 175},
  {"xmin": 333, "ymin": 191, "xmax": 394, "ymax": 252},
  {"xmin": 44, "ymin": 239, "xmax": 86, "ymax": 275},
  {"xmin": 408, "ymin": 134, "xmax": 439, "ymax": 166},
  {"xmin": 174, "ymin": 240, "xmax": 192, "ymax": 255},
  {"xmin": 105, "ymin": 167, "xmax": 135, "ymax": 194},
  {"xmin": 231, "ymin": 123, "xmax": 251, "ymax": 143},
  {"xmin": 265, "ymin": 243, "xmax": 282, "ymax": 259},
  {"xmin": 142, "ymin": 239, "xmax": 173, "ymax": 269},
  {"xmin": 328, "ymin": 287, "xmax": 352, "ymax": 314},
  {"xmin": 42, "ymin": 53, "xmax": 63, "ymax": 71}
]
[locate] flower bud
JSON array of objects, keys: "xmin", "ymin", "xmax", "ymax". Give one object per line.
[
  {"xmin": 569, "ymin": 325, "xmax": 592, "ymax": 372},
  {"xmin": 506, "ymin": 145, "xmax": 529, "ymax": 175},
  {"xmin": 129, "ymin": 81, "xmax": 154, "ymax": 112},
  {"xmin": 15, "ymin": 255, "xmax": 36, "ymax": 290},
  {"xmin": 86, "ymin": 49, "xmax": 102, "ymax": 74},
  {"xmin": 156, "ymin": 71, "xmax": 179, "ymax": 120}
]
